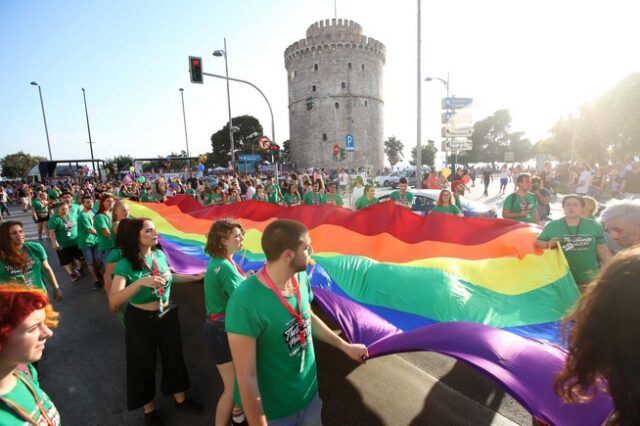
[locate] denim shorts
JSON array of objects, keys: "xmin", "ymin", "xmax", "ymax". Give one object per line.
[
  {"xmin": 82, "ymin": 245, "xmax": 99, "ymax": 264},
  {"xmin": 204, "ymin": 319, "xmax": 232, "ymax": 365},
  {"xmin": 268, "ymin": 393, "xmax": 323, "ymax": 426}
]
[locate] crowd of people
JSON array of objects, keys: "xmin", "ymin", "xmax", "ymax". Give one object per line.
[{"xmin": 1, "ymin": 159, "xmax": 640, "ymax": 425}]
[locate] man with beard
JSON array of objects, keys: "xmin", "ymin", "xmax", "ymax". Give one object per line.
[
  {"xmin": 226, "ymin": 219, "xmax": 368, "ymax": 425},
  {"xmin": 600, "ymin": 199, "xmax": 640, "ymax": 251}
]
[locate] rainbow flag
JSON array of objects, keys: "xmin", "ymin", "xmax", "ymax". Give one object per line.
[{"xmin": 129, "ymin": 196, "xmax": 613, "ymax": 425}]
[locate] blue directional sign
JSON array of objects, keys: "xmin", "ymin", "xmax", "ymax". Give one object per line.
[
  {"xmin": 442, "ymin": 97, "xmax": 473, "ymax": 109},
  {"xmin": 345, "ymin": 134, "xmax": 354, "ymax": 151},
  {"xmin": 239, "ymin": 154, "xmax": 262, "ymax": 162}
]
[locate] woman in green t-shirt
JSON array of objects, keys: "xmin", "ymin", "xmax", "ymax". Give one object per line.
[
  {"xmin": 354, "ymin": 184, "xmax": 380, "ymax": 210},
  {"xmin": 0, "ymin": 221, "xmax": 62, "ymax": 302},
  {"xmin": 0, "ymin": 284, "xmax": 60, "ymax": 425},
  {"xmin": 31, "ymin": 192, "xmax": 49, "ymax": 240},
  {"xmin": 203, "ymin": 219, "xmax": 248, "ymax": 426},
  {"xmin": 430, "ymin": 189, "xmax": 462, "ymax": 216},
  {"xmin": 102, "ymin": 200, "xmax": 130, "ymax": 300},
  {"xmin": 284, "ymin": 185, "xmax": 302, "ymax": 207},
  {"xmin": 109, "ymin": 218, "xmax": 204, "ymax": 421},
  {"xmin": 95, "ymin": 193, "xmax": 116, "ymax": 263},
  {"xmin": 252, "ymin": 184, "xmax": 268, "ymax": 202}
]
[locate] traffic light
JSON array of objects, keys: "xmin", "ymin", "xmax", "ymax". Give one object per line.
[
  {"xmin": 189, "ymin": 56, "xmax": 203, "ymax": 84},
  {"xmin": 306, "ymin": 97, "xmax": 313, "ymax": 110},
  {"xmin": 340, "ymin": 148, "xmax": 346, "ymax": 161}
]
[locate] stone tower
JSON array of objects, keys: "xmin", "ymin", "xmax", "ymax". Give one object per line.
[{"xmin": 284, "ymin": 18, "xmax": 385, "ymax": 171}]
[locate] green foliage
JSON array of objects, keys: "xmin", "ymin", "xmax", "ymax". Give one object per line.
[
  {"xmin": 0, "ymin": 151, "xmax": 47, "ymax": 178},
  {"xmin": 540, "ymin": 73, "xmax": 640, "ymax": 162},
  {"xmin": 105, "ymin": 155, "xmax": 133, "ymax": 175},
  {"xmin": 410, "ymin": 144, "xmax": 436, "ymax": 168},
  {"xmin": 210, "ymin": 115, "xmax": 263, "ymax": 167},
  {"xmin": 384, "ymin": 136, "xmax": 404, "ymax": 167},
  {"xmin": 282, "ymin": 139, "xmax": 291, "ymax": 163}
]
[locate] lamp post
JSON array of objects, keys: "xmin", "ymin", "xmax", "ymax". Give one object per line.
[
  {"xmin": 425, "ymin": 72, "xmax": 452, "ymax": 172},
  {"xmin": 81, "ymin": 88, "xmax": 97, "ymax": 178},
  {"xmin": 416, "ymin": 0, "xmax": 422, "ymax": 188},
  {"xmin": 178, "ymin": 88, "xmax": 191, "ymax": 169},
  {"xmin": 29, "ymin": 82, "xmax": 52, "ymax": 161},
  {"xmin": 213, "ymin": 38, "xmax": 235, "ymax": 169}
]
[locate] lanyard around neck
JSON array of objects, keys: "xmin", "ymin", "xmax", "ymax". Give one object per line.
[
  {"xmin": 564, "ymin": 218, "xmax": 582, "ymax": 236},
  {"xmin": 259, "ymin": 267, "xmax": 306, "ymax": 348},
  {"xmin": 0, "ymin": 371, "xmax": 54, "ymax": 425},
  {"xmin": 226, "ymin": 255, "xmax": 245, "ymax": 278}
]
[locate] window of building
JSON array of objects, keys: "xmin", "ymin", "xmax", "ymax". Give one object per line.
[
  {"xmin": 362, "ymin": 64, "xmax": 365, "ymax": 70},
  {"xmin": 293, "ymin": 70, "xmax": 297, "ymax": 77},
  {"xmin": 322, "ymin": 133, "xmax": 327, "ymax": 141},
  {"xmin": 341, "ymin": 82, "xmax": 346, "ymax": 89},
  {"xmin": 312, "ymin": 85, "xmax": 316, "ymax": 92},
  {"xmin": 348, "ymin": 62, "xmax": 352, "ymax": 69},
  {"xmin": 335, "ymin": 102, "xmax": 339, "ymax": 109},
  {"xmin": 365, "ymin": 100, "xmax": 368, "ymax": 107},
  {"xmin": 291, "ymin": 110, "xmax": 294, "ymax": 116},
  {"xmin": 314, "ymin": 64, "xmax": 318, "ymax": 71}
]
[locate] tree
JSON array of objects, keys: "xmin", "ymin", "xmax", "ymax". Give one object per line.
[
  {"xmin": 410, "ymin": 144, "xmax": 436, "ymax": 168},
  {"xmin": 0, "ymin": 151, "xmax": 47, "ymax": 178},
  {"xmin": 210, "ymin": 115, "xmax": 263, "ymax": 167},
  {"xmin": 105, "ymin": 155, "xmax": 133, "ymax": 175},
  {"xmin": 459, "ymin": 109, "xmax": 512, "ymax": 165},
  {"xmin": 508, "ymin": 131, "xmax": 533, "ymax": 163},
  {"xmin": 384, "ymin": 136, "xmax": 404, "ymax": 167},
  {"xmin": 281, "ymin": 139, "xmax": 291, "ymax": 163}
]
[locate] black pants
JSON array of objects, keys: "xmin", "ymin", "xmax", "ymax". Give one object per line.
[
  {"xmin": 124, "ymin": 304, "xmax": 190, "ymax": 410},
  {"xmin": 0, "ymin": 202, "xmax": 9, "ymax": 215}
]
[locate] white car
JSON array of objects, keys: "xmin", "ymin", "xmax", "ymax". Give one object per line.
[{"xmin": 374, "ymin": 173, "xmax": 401, "ymax": 187}]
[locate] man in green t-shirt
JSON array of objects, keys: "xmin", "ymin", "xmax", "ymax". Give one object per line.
[
  {"xmin": 536, "ymin": 195, "xmax": 611, "ymax": 286},
  {"xmin": 77, "ymin": 195, "xmax": 102, "ymax": 289},
  {"xmin": 501, "ymin": 173, "xmax": 540, "ymax": 224},
  {"xmin": 323, "ymin": 182, "xmax": 344, "ymax": 206},
  {"xmin": 48, "ymin": 203, "xmax": 84, "ymax": 281},
  {"xmin": 303, "ymin": 181, "xmax": 324, "ymax": 206},
  {"xmin": 226, "ymin": 219, "xmax": 368, "ymax": 424},
  {"xmin": 388, "ymin": 177, "xmax": 414, "ymax": 208}
]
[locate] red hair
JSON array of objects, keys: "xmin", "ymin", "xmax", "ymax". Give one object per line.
[
  {"xmin": 437, "ymin": 190, "xmax": 453, "ymax": 206},
  {"xmin": 0, "ymin": 284, "xmax": 59, "ymax": 346},
  {"xmin": 97, "ymin": 193, "xmax": 115, "ymax": 215}
]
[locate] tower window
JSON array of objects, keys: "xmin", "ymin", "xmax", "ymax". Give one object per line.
[
  {"xmin": 291, "ymin": 110, "xmax": 294, "ymax": 116},
  {"xmin": 335, "ymin": 103, "xmax": 339, "ymax": 109},
  {"xmin": 365, "ymin": 100, "xmax": 368, "ymax": 107},
  {"xmin": 322, "ymin": 133, "xmax": 327, "ymax": 141},
  {"xmin": 341, "ymin": 82, "xmax": 346, "ymax": 89},
  {"xmin": 348, "ymin": 62, "xmax": 352, "ymax": 69},
  {"xmin": 312, "ymin": 85, "xmax": 316, "ymax": 92},
  {"xmin": 362, "ymin": 64, "xmax": 365, "ymax": 70},
  {"xmin": 293, "ymin": 70, "xmax": 297, "ymax": 78},
  {"xmin": 314, "ymin": 64, "xmax": 318, "ymax": 71}
]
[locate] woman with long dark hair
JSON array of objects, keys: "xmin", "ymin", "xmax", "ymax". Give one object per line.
[
  {"xmin": 203, "ymin": 219, "xmax": 248, "ymax": 426},
  {"xmin": 95, "ymin": 193, "xmax": 116, "ymax": 263},
  {"xmin": 554, "ymin": 247, "xmax": 640, "ymax": 425},
  {"xmin": 0, "ymin": 221, "xmax": 62, "ymax": 301},
  {"xmin": 109, "ymin": 218, "xmax": 204, "ymax": 423}
]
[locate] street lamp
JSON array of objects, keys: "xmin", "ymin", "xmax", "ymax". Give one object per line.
[
  {"xmin": 81, "ymin": 88, "xmax": 97, "ymax": 178},
  {"xmin": 29, "ymin": 82, "xmax": 52, "ymax": 161},
  {"xmin": 178, "ymin": 88, "xmax": 190, "ymax": 159},
  {"xmin": 213, "ymin": 38, "xmax": 235, "ymax": 169}
]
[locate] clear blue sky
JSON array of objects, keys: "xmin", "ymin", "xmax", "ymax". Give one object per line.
[{"xmin": 2, "ymin": 0, "xmax": 639, "ymax": 166}]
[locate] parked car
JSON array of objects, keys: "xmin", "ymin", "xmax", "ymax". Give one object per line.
[
  {"xmin": 379, "ymin": 189, "xmax": 497, "ymax": 217},
  {"xmin": 374, "ymin": 173, "xmax": 401, "ymax": 187},
  {"xmin": 390, "ymin": 168, "xmax": 431, "ymax": 189}
]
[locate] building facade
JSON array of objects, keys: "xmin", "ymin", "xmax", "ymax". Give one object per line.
[{"xmin": 284, "ymin": 18, "xmax": 385, "ymax": 171}]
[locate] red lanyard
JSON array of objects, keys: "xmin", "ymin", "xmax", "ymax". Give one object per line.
[
  {"xmin": 226, "ymin": 256, "xmax": 246, "ymax": 277},
  {"xmin": 259, "ymin": 267, "xmax": 306, "ymax": 349},
  {"xmin": 144, "ymin": 253, "xmax": 160, "ymax": 276},
  {"xmin": 0, "ymin": 371, "xmax": 55, "ymax": 425}
]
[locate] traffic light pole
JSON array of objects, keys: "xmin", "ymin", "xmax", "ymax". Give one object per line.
[{"xmin": 202, "ymin": 71, "xmax": 277, "ymax": 181}]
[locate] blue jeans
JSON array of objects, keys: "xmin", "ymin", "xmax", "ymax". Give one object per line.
[{"xmin": 268, "ymin": 393, "xmax": 323, "ymax": 426}]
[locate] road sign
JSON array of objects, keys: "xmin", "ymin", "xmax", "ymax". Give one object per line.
[
  {"xmin": 504, "ymin": 152, "xmax": 515, "ymax": 162},
  {"xmin": 345, "ymin": 134, "xmax": 354, "ymax": 151},
  {"xmin": 441, "ymin": 97, "xmax": 473, "ymax": 109},
  {"xmin": 441, "ymin": 126, "xmax": 473, "ymax": 138},
  {"xmin": 442, "ymin": 139, "xmax": 473, "ymax": 151},
  {"xmin": 239, "ymin": 154, "xmax": 262, "ymax": 162}
]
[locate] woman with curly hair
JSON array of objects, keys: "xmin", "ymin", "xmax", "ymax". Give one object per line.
[
  {"xmin": 203, "ymin": 219, "xmax": 248, "ymax": 426},
  {"xmin": 554, "ymin": 247, "xmax": 640, "ymax": 425},
  {"xmin": 0, "ymin": 284, "xmax": 60, "ymax": 425}
]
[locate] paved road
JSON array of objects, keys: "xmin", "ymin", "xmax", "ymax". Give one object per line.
[{"xmin": 5, "ymin": 203, "xmax": 534, "ymax": 426}]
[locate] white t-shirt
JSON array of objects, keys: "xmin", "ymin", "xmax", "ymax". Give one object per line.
[
  {"xmin": 245, "ymin": 185, "xmax": 256, "ymax": 200},
  {"xmin": 338, "ymin": 172, "xmax": 349, "ymax": 186},
  {"xmin": 576, "ymin": 171, "xmax": 592, "ymax": 194}
]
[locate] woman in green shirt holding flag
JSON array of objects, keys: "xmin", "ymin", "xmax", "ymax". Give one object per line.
[
  {"xmin": 430, "ymin": 189, "xmax": 462, "ymax": 216},
  {"xmin": 354, "ymin": 185, "xmax": 380, "ymax": 210}
]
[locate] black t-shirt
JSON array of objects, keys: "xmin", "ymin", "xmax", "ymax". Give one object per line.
[{"xmin": 482, "ymin": 170, "xmax": 492, "ymax": 182}]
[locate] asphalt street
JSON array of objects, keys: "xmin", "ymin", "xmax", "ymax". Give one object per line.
[{"xmin": 5, "ymin": 194, "xmax": 536, "ymax": 426}]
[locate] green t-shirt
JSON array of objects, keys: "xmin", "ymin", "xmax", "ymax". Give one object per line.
[
  {"xmin": 0, "ymin": 364, "xmax": 60, "ymax": 425},
  {"xmin": 48, "ymin": 213, "xmax": 79, "ymax": 248},
  {"xmin": 252, "ymin": 193, "xmax": 268, "ymax": 202},
  {"xmin": 105, "ymin": 248, "xmax": 123, "ymax": 264},
  {"xmin": 204, "ymin": 257, "xmax": 245, "ymax": 316},
  {"xmin": 186, "ymin": 188, "xmax": 196, "ymax": 197},
  {"xmin": 68, "ymin": 203, "xmax": 81, "ymax": 218},
  {"xmin": 141, "ymin": 190, "xmax": 151, "ymax": 203},
  {"xmin": 94, "ymin": 212, "xmax": 115, "ymax": 252},
  {"xmin": 355, "ymin": 196, "xmax": 380, "ymax": 210},
  {"xmin": 76, "ymin": 210, "xmax": 98, "ymax": 249},
  {"xmin": 432, "ymin": 204, "xmax": 461, "ymax": 215},
  {"xmin": 323, "ymin": 193, "xmax": 344, "ymax": 207},
  {"xmin": 48, "ymin": 188, "xmax": 60, "ymax": 201},
  {"xmin": 31, "ymin": 199, "xmax": 47, "ymax": 215},
  {"xmin": 389, "ymin": 191, "xmax": 414, "ymax": 207},
  {"xmin": 283, "ymin": 193, "xmax": 302, "ymax": 206},
  {"xmin": 303, "ymin": 192, "xmax": 324, "ymax": 206},
  {"xmin": 112, "ymin": 249, "xmax": 173, "ymax": 305},
  {"xmin": 502, "ymin": 192, "xmax": 537, "ymax": 223},
  {"xmin": 0, "ymin": 242, "xmax": 48, "ymax": 292},
  {"xmin": 226, "ymin": 272, "xmax": 316, "ymax": 421},
  {"xmin": 206, "ymin": 193, "xmax": 223, "ymax": 206},
  {"xmin": 537, "ymin": 217, "xmax": 606, "ymax": 284},
  {"xmin": 267, "ymin": 192, "xmax": 281, "ymax": 204}
]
